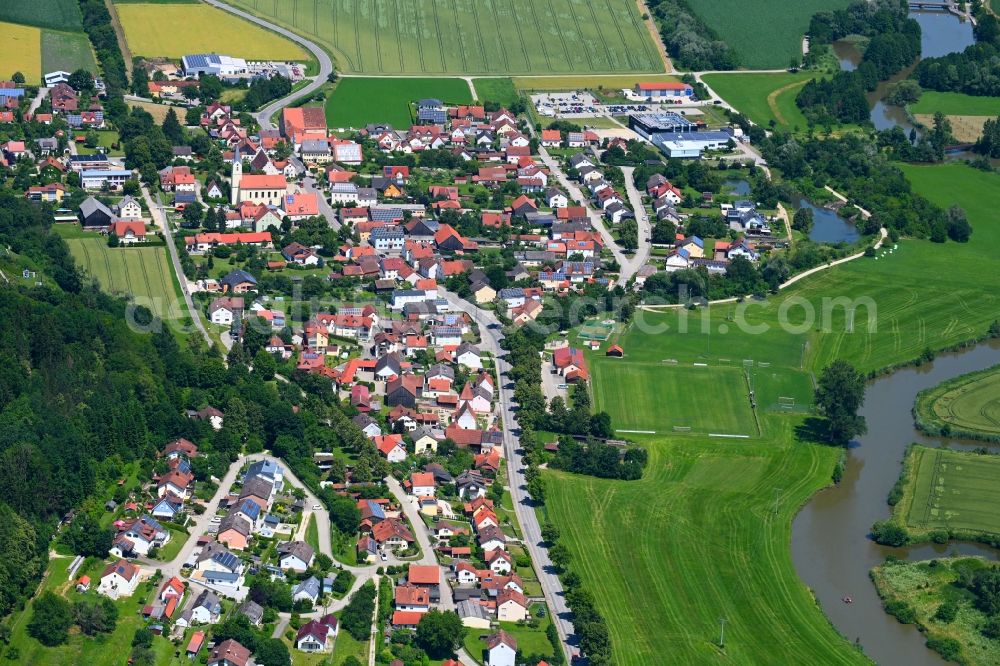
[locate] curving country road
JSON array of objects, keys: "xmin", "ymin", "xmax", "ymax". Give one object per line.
[{"xmin": 204, "ymin": 0, "xmax": 333, "ymax": 132}]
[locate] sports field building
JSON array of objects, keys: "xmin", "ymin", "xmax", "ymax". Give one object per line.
[{"xmin": 633, "ymin": 82, "xmax": 694, "ymax": 99}]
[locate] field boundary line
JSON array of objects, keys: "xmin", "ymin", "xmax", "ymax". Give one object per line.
[{"xmin": 709, "ymin": 433, "xmax": 751, "ymax": 439}]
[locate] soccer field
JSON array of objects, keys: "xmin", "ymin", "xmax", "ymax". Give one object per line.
[
  {"xmin": 66, "ymin": 237, "xmax": 187, "ymax": 322},
  {"xmin": 903, "ymin": 446, "xmax": 1000, "ymax": 536},
  {"xmin": 115, "ymin": 3, "xmax": 308, "ymax": 59},
  {"xmin": 224, "ymin": 0, "xmax": 663, "ymax": 75},
  {"xmin": 591, "ymin": 361, "xmax": 757, "ymax": 435}
]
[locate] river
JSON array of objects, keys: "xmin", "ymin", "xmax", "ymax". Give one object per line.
[
  {"xmin": 792, "ymin": 341, "xmax": 1000, "ymax": 665},
  {"xmin": 834, "ymin": 10, "xmax": 975, "ymax": 134}
]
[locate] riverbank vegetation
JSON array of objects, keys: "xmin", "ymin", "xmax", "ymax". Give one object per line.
[
  {"xmin": 872, "ymin": 557, "xmax": 1000, "ymax": 665},
  {"xmin": 876, "ymin": 446, "xmax": 1000, "ymax": 547},
  {"xmin": 914, "ymin": 364, "xmax": 1000, "ymax": 440},
  {"xmin": 914, "ymin": 7, "xmax": 1000, "ymax": 97}
]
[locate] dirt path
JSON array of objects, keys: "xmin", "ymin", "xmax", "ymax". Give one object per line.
[
  {"xmin": 766, "ymin": 79, "xmax": 808, "ymax": 125},
  {"xmin": 635, "ymin": 0, "xmax": 673, "ymax": 73},
  {"xmin": 104, "ymin": 0, "xmax": 133, "ymax": 76}
]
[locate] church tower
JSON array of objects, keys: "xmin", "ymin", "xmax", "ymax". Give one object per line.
[{"xmin": 230, "ymin": 146, "xmax": 242, "ymax": 206}]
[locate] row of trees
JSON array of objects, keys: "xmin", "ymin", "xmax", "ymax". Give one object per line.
[{"xmin": 645, "ymin": 0, "xmax": 739, "ymax": 71}]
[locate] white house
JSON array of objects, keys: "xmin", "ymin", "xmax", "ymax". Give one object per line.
[
  {"xmin": 115, "ymin": 196, "xmax": 143, "ymax": 219},
  {"xmin": 486, "ymin": 631, "xmax": 517, "ymax": 666},
  {"xmin": 278, "ymin": 541, "xmax": 315, "ymax": 572},
  {"xmin": 98, "ymin": 560, "xmax": 140, "ymax": 600}
]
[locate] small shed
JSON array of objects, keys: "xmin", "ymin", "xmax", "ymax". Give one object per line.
[{"xmin": 606, "ymin": 345, "xmax": 624, "ymax": 358}]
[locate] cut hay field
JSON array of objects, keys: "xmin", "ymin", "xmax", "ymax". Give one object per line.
[
  {"xmin": 898, "ymin": 446, "xmax": 1000, "ymax": 536},
  {"xmin": 543, "ymin": 421, "xmax": 868, "ymax": 665},
  {"xmin": 325, "ymin": 77, "xmax": 472, "ymax": 128},
  {"xmin": 915, "ymin": 365, "xmax": 1000, "ymax": 439},
  {"xmin": 2, "ymin": 21, "xmax": 43, "ymax": 82},
  {"xmin": 64, "ymin": 235, "xmax": 187, "ymax": 322},
  {"xmin": 224, "ymin": 0, "xmax": 663, "ymax": 75},
  {"xmin": 689, "ymin": 0, "xmax": 852, "ymax": 69},
  {"xmin": 0, "ymin": 0, "xmax": 83, "ymax": 30},
  {"xmin": 115, "ymin": 2, "xmax": 308, "ymax": 59},
  {"xmin": 703, "ymin": 72, "xmax": 813, "ymax": 128}
]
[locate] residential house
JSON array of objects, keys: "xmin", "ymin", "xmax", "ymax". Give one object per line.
[
  {"xmin": 208, "ymin": 639, "xmax": 251, "ymax": 666},
  {"xmin": 486, "ymin": 631, "xmax": 517, "ymax": 666},
  {"xmin": 278, "ymin": 540, "xmax": 315, "ymax": 572},
  {"xmin": 296, "ymin": 615, "xmax": 338, "ymax": 652},
  {"xmin": 292, "ymin": 576, "xmax": 321, "ymax": 604},
  {"xmin": 98, "ymin": 560, "xmax": 140, "ymax": 600},
  {"xmin": 209, "ymin": 297, "xmax": 244, "ymax": 326}
]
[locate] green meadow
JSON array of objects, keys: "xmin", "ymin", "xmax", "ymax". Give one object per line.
[
  {"xmin": 548, "ymin": 162, "xmax": 1000, "ymax": 664},
  {"xmin": 909, "ymin": 91, "xmax": 1000, "ymax": 117},
  {"xmin": 325, "ymin": 77, "xmax": 472, "ymax": 128},
  {"xmin": 703, "ymin": 72, "xmax": 814, "ymax": 128},
  {"xmin": 915, "ymin": 364, "xmax": 1000, "ymax": 439}
]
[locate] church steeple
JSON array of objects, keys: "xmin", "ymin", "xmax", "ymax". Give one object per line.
[{"xmin": 230, "ymin": 145, "xmax": 242, "ymax": 206}]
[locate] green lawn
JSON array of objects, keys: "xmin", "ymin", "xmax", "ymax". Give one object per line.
[
  {"xmin": 61, "ymin": 233, "xmax": 189, "ymax": 325},
  {"xmin": 909, "ymin": 91, "xmax": 1000, "ymax": 117},
  {"xmin": 872, "ymin": 557, "xmax": 1000, "ymax": 666},
  {"xmin": 305, "ymin": 512, "xmax": 320, "ymax": 553},
  {"xmin": 225, "ymin": 0, "xmax": 662, "ymax": 75},
  {"xmin": 463, "ymin": 606, "xmax": 553, "ymax": 663},
  {"xmin": 703, "ymin": 72, "xmax": 814, "ymax": 128},
  {"xmin": 471, "ymin": 77, "xmax": 519, "ymax": 106},
  {"xmin": 914, "ymin": 364, "xmax": 1000, "ymax": 439},
  {"xmin": 896, "ymin": 446, "xmax": 1000, "ymax": 538},
  {"xmin": 326, "ymin": 77, "xmax": 472, "ymax": 128},
  {"xmin": 689, "ymin": 0, "xmax": 852, "ymax": 69}
]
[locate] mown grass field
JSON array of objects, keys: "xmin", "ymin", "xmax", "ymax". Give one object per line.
[
  {"xmin": 548, "ymin": 162, "xmax": 1000, "ymax": 663},
  {"xmin": 703, "ymin": 72, "xmax": 813, "ymax": 128},
  {"xmin": 226, "ymin": 0, "xmax": 662, "ymax": 75},
  {"xmin": 2, "ymin": 21, "xmax": 43, "ymax": 82},
  {"xmin": 872, "ymin": 557, "xmax": 1000, "ymax": 666},
  {"xmin": 543, "ymin": 420, "xmax": 867, "ymax": 665},
  {"xmin": 472, "ymin": 77, "xmax": 519, "ymax": 106},
  {"xmin": 0, "ymin": 0, "xmax": 83, "ymax": 30},
  {"xmin": 910, "ymin": 91, "xmax": 1000, "ymax": 116},
  {"xmin": 115, "ymin": 3, "xmax": 308, "ymax": 59},
  {"xmin": 915, "ymin": 364, "xmax": 1000, "ymax": 438},
  {"xmin": 325, "ymin": 77, "xmax": 472, "ymax": 128},
  {"xmin": 41, "ymin": 29, "xmax": 98, "ymax": 75},
  {"xmin": 689, "ymin": 0, "xmax": 851, "ymax": 69},
  {"xmin": 511, "ymin": 73, "xmax": 678, "ymax": 91},
  {"xmin": 63, "ymin": 235, "xmax": 187, "ymax": 323},
  {"xmin": 900, "ymin": 446, "xmax": 1000, "ymax": 536}
]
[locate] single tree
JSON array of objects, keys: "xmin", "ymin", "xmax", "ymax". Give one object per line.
[
  {"xmin": 792, "ymin": 206, "xmax": 814, "ymax": 233},
  {"xmin": 815, "ymin": 360, "xmax": 867, "ymax": 444},
  {"xmin": 28, "ymin": 592, "xmax": 73, "ymax": 646},
  {"xmin": 414, "ymin": 610, "xmax": 466, "ymax": 660}
]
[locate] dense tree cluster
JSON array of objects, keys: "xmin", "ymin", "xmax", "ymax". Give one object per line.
[
  {"xmin": 340, "ymin": 580, "xmax": 377, "ymax": 641},
  {"xmin": 549, "ymin": 437, "xmax": 647, "ymax": 480},
  {"xmin": 243, "ymin": 76, "xmax": 293, "ymax": 110},
  {"xmin": 645, "ymin": 0, "xmax": 738, "ymax": 71},
  {"xmin": 79, "ymin": 0, "xmax": 128, "ymax": 98}
]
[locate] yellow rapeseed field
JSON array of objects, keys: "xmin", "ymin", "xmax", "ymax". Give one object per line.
[
  {"xmin": 1, "ymin": 21, "xmax": 42, "ymax": 82},
  {"xmin": 116, "ymin": 3, "xmax": 307, "ymax": 60}
]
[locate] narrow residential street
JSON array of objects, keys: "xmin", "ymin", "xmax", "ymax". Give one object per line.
[
  {"xmin": 441, "ymin": 290, "xmax": 577, "ymax": 662},
  {"xmin": 620, "ymin": 165, "xmax": 652, "ymax": 276}
]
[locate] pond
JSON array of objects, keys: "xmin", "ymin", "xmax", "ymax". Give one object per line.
[
  {"xmin": 722, "ymin": 179, "xmax": 751, "ymax": 196},
  {"xmin": 791, "ymin": 195, "xmax": 860, "ymax": 244}
]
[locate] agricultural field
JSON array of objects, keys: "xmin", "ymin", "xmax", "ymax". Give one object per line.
[
  {"xmin": 325, "ymin": 77, "xmax": 472, "ymax": 128},
  {"xmin": 41, "ymin": 29, "xmax": 98, "ymax": 75},
  {"xmin": 543, "ymin": 421, "xmax": 867, "ymax": 665},
  {"xmin": 0, "ymin": 0, "xmax": 84, "ymax": 30},
  {"xmin": 62, "ymin": 234, "xmax": 188, "ymax": 324},
  {"xmin": 2, "ymin": 21, "xmax": 43, "ymax": 83},
  {"xmin": 226, "ymin": 0, "xmax": 663, "ymax": 75},
  {"xmin": 689, "ymin": 0, "xmax": 851, "ymax": 69},
  {"xmin": 872, "ymin": 557, "xmax": 1000, "ymax": 666},
  {"xmin": 114, "ymin": 2, "xmax": 308, "ymax": 59},
  {"xmin": 895, "ymin": 446, "xmax": 1000, "ymax": 537},
  {"xmin": 703, "ymin": 72, "xmax": 813, "ymax": 128},
  {"xmin": 915, "ymin": 365, "xmax": 1000, "ymax": 439},
  {"xmin": 511, "ymin": 73, "xmax": 678, "ymax": 91}
]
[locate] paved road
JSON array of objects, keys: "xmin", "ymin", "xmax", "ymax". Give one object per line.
[
  {"xmin": 206, "ymin": 0, "xmax": 333, "ymax": 132},
  {"xmin": 620, "ymin": 165, "xmax": 651, "ymax": 280},
  {"xmin": 440, "ymin": 290, "xmax": 577, "ymax": 662},
  {"xmin": 141, "ymin": 186, "xmax": 212, "ymax": 345}
]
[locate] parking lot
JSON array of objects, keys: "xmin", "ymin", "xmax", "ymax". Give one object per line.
[{"xmin": 531, "ymin": 90, "xmax": 697, "ymax": 119}]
